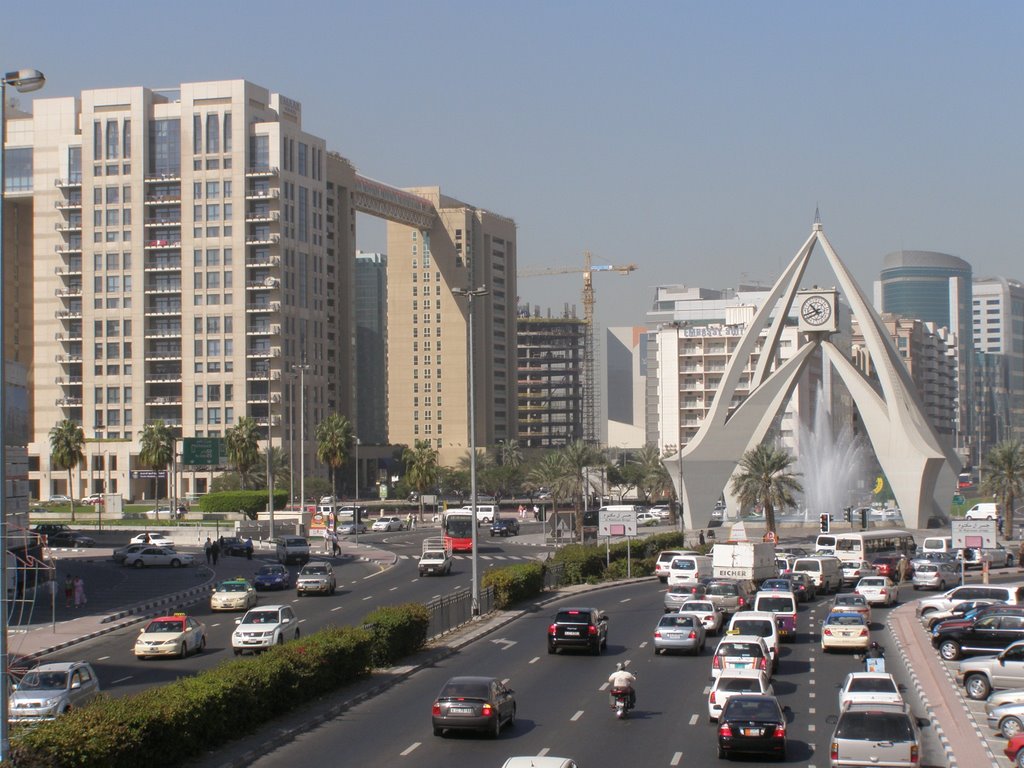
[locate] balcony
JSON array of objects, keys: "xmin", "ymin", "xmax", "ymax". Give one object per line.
[
  {"xmin": 55, "ymin": 243, "xmax": 83, "ymax": 255},
  {"xmin": 245, "ymin": 301, "xmax": 280, "ymax": 314},
  {"xmin": 55, "ymin": 286, "xmax": 83, "ymax": 297},
  {"xmin": 145, "ymin": 216, "xmax": 182, "ymax": 227},
  {"xmin": 144, "ymin": 280, "xmax": 182, "ymax": 294},
  {"xmin": 245, "ymin": 254, "xmax": 280, "ymax": 268},
  {"xmin": 56, "ymin": 354, "xmax": 83, "ymax": 364},
  {"xmin": 247, "ymin": 367, "xmax": 271, "ymax": 380},
  {"xmin": 145, "ymin": 345, "xmax": 183, "ymax": 361},
  {"xmin": 246, "ymin": 278, "xmax": 279, "ymax": 290},
  {"xmin": 145, "ymin": 172, "xmax": 182, "ymax": 183},
  {"xmin": 253, "ymin": 416, "xmax": 281, "ymax": 427},
  {"xmin": 245, "ymin": 187, "xmax": 279, "ymax": 200},
  {"xmin": 245, "ymin": 166, "xmax": 279, "ymax": 178},
  {"xmin": 145, "ymin": 324, "xmax": 182, "ymax": 338},
  {"xmin": 54, "ymin": 375, "xmax": 84, "ymax": 385},
  {"xmin": 55, "ymin": 177, "xmax": 82, "ymax": 189},
  {"xmin": 55, "ymin": 197, "xmax": 82, "ymax": 210},
  {"xmin": 144, "ymin": 302, "xmax": 182, "ymax": 316},
  {"xmin": 145, "ymin": 417, "xmax": 183, "ymax": 427},
  {"xmin": 245, "ymin": 233, "xmax": 280, "ymax": 246},
  {"xmin": 145, "ymin": 193, "xmax": 182, "ymax": 205},
  {"xmin": 245, "ymin": 209, "xmax": 280, "ymax": 223},
  {"xmin": 56, "ymin": 397, "xmax": 83, "ymax": 407},
  {"xmin": 55, "ymin": 220, "xmax": 82, "ymax": 232},
  {"xmin": 55, "ymin": 330, "xmax": 83, "ymax": 342},
  {"xmin": 145, "ymin": 395, "xmax": 183, "ymax": 405},
  {"xmin": 247, "ymin": 346, "xmax": 272, "ymax": 358},
  {"xmin": 144, "ymin": 239, "xmax": 182, "ymax": 250},
  {"xmin": 56, "ymin": 309, "xmax": 83, "ymax": 319},
  {"xmin": 144, "ymin": 371, "xmax": 183, "ymax": 383},
  {"xmin": 144, "ymin": 256, "xmax": 182, "ymax": 271}
]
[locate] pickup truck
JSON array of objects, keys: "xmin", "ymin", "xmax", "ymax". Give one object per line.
[
  {"xmin": 490, "ymin": 518, "xmax": 521, "ymax": 537},
  {"xmin": 419, "ymin": 537, "xmax": 453, "ymax": 576}
]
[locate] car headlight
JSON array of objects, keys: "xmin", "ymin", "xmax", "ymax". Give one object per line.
[{"xmin": 42, "ymin": 697, "xmax": 61, "ymax": 709}]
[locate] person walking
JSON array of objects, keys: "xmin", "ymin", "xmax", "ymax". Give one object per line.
[
  {"xmin": 63, "ymin": 574, "xmax": 74, "ymax": 608},
  {"xmin": 204, "ymin": 537, "xmax": 213, "ymax": 565},
  {"xmin": 896, "ymin": 553, "xmax": 908, "ymax": 583},
  {"xmin": 73, "ymin": 575, "xmax": 86, "ymax": 608},
  {"xmin": 210, "ymin": 540, "xmax": 220, "ymax": 566},
  {"xmin": 244, "ymin": 536, "xmax": 254, "ymax": 560},
  {"xmin": 698, "ymin": 530, "xmax": 706, "ymax": 548},
  {"xmin": 330, "ymin": 530, "xmax": 340, "ymax": 557}
]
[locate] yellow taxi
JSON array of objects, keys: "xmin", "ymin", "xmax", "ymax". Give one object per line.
[
  {"xmin": 211, "ymin": 578, "xmax": 258, "ymax": 611},
  {"xmin": 133, "ymin": 613, "xmax": 207, "ymax": 659}
]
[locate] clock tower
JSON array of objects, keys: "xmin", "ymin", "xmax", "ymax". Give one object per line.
[{"xmin": 797, "ymin": 289, "xmax": 838, "ymax": 333}]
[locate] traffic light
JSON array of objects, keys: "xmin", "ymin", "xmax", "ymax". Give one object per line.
[
  {"xmin": 844, "ymin": 507, "xmax": 853, "ymax": 523},
  {"xmin": 819, "ymin": 513, "xmax": 830, "ymax": 533},
  {"xmin": 860, "ymin": 508, "xmax": 869, "ymax": 529}
]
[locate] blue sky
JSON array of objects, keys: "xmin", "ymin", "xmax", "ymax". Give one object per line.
[{"xmin": 6, "ymin": 1, "xmax": 1023, "ymax": 329}]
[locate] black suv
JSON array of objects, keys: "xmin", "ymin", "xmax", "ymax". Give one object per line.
[
  {"xmin": 547, "ymin": 607, "xmax": 609, "ymax": 655},
  {"xmin": 932, "ymin": 607, "xmax": 1024, "ymax": 660},
  {"xmin": 489, "ymin": 518, "xmax": 520, "ymax": 537},
  {"xmin": 30, "ymin": 524, "xmax": 72, "ymax": 538}
]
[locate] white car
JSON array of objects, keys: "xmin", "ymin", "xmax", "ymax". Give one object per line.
[
  {"xmin": 679, "ymin": 599, "xmax": 724, "ymax": 635},
  {"xmin": 636, "ymin": 512, "xmax": 659, "ymax": 526},
  {"xmin": 122, "ymin": 546, "xmax": 194, "ymax": 568},
  {"xmin": 841, "ymin": 560, "xmax": 877, "ymax": 585},
  {"xmin": 210, "ymin": 578, "xmax": 258, "ymax": 611},
  {"xmin": 133, "ymin": 614, "xmax": 207, "ymax": 659},
  {"xmin": 231, "ymin": 604, "xmax": 300, "ymax": 654},
  {"xmin": 82, "ymin": 493, "xmax": 104, "ymax": 504},
  {"xmin": 711, "ymin": 634, "xmax": 772, "ymax": 679},
  {"xmin": 371, "ymin": 516, "xmax": 404, "ymax": 532},
  {"xmin": 707, "ymin": 669, "xmax": 774, "ymax": 721},
  {"xmin": 129, "ymin": 532, "xmax": 174, "ymax": 547},
  {"xmin": 838, "ymin": 672, "xmax": 904, "ymax": 710},
  {"xmin": 855, "ymin": 576, "xmax": 899, "ymax": 607},
  {"xmin": 727, "ymin": 611, "xmax": 781, "ymax": 673},
  {"xmin": 651, "ymin": 504, "xmax": 672, "ymax": 519}
]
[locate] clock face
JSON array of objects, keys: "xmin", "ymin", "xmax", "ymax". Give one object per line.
[{"xmin": 800, "ymin": 295, "xmax": 832, "ymax": 326}]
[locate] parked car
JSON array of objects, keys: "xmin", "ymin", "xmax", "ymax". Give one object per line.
[
  {"xmin": 8, "ymin": 662, "xmax": 100, "ymax": 722},
  {"xmin": 30, "ymin": 523, "xmax": 72, "ymax": 538},
  {"xmin": 926, "ymin": 600, "xmax": 1004, "ymax": 632},
  {"xmin": 855, "ymin": 576, "xmax": 900, "ymax": 607},
  {"xmin": 916, "ymin": 584, "xmax": 1024, "ymax": 617},
  {"xmin": 820, "ymin": 612, "xmax": 870, "ymax": 653},
  {"xmin": 933, "ymin": 609, "xmax": 1024, "ymax": 661},
  {"xmin": 828, "ymin": 702, "xmax": 922, "ymax": 768},
  {"xmin": 253, "ymin": 564, "xmax": 291, "ymax": 591},
  {"xmin": 837, "ymin": 672, "xmax": 904, "ymax": 710},
  {"xmin": 489, "ymin": 518, "xmax": 520, "ymax": 537},
  {"xmin": 372, "ymin": 516, "xmax": 404, "ymax": 532},
  {"xmin": 129, "ymin": 532, "xmax": 174, "ymax": 547},
  {"xmin": 547, "ymin": 607, "xmax": 608, "ymax": 655},
  {"xmin": 987, "ymin": 700, "xmax": 1024, "ymax": 738},
  {"xmin": 636, "ymin": 512, "xmax": 660, "ymax": 526},
  {"xmin": 210, "ymin": 578, "xmax": 258, "ymax": 611},
  {"xmin": 964, "ymin": 545, "xmax": 1013, "ymax": 569},
  {"xmin": 678, "ymin": 599, "xmax": 724, "ymax": 635},
  {"xmin": 82, "ymin": 493, "xmax": 104, "ymax": 505},
  {"xmin": 133, "ymin": 613, "xmax": 207, "ymax": 659},
  {"xmin": 1004, "ymin": 733, "xmax": 1024, "ymax": 767},
  {"xmin": 231, "ymin": 604, "xmax": 300, "ymax": 654},
  {"xmin": 431, "ymin": 675, "xmax": 516, "ymax": 738},
  {"xmin": 957, "ymin": 639, "xmax": 1024, "ymax": 699},
  {"xmin": 46, "ymin": 495, "xmax": 72, "ymax": 505},
  {"xmin": 46, "ymin": 531, "xmax": 96, "ymax": 548},
  {"xmin": 122, "ymin": 546, "xmax": 193, "ymax": 569},
  {"xmin": 912, "ymin": 561, "xmax": 961, "ymax": 591},
  {"xmin": 711, "ymin": 635, "xmax": 772, "ymax": 679},
  {"xmin": 296, "ymin": 562, "xmax": 337, "ymax": 595},
  {"xmin": 707, "ymin": 669, "xmax": 774, "ymax": 721},
  {"xmin": 651, "ymin": 504, "xmax": 672, "ymax": 519},
  {"xmin": 716, "ymin": 694, "xmax": 788, "ymax": 761},
  {"xmin": 986, "ymin": 688, "xmax": 1024, "ymax": 717},
  {"xmin": 652, "ymin": 612, "xmax": 706, "ymax": 655}
]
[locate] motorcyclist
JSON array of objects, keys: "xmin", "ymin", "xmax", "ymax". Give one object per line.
[
  {"xmin": 865, "ymin": 642, "xmax": 885, "ymax": 659},
  {"xmin": 607, "ymin": 662, "xmax": 636, "ymax": 709}
]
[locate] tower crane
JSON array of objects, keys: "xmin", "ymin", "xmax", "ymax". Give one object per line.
[{"xmin": 518, "ymin": 252, "xmax": 638, "ymax": 444}]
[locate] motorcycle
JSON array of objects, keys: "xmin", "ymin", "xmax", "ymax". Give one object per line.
[
  {"xmin": 856, "ymin": 642, "xmax": 886, "ymax": 673},
  {"xmin": 610, "ymin": 686, "xmax": 634, "ymax": 719}
]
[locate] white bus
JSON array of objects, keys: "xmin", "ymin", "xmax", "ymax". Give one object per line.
[{"xmin": 830, "ymin": 529, "xmax": 917, "ymax": 564}]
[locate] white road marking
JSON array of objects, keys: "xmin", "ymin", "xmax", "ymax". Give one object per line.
[
  {"xmin": 810, "ymin": 666, "xmax": 815, "ymax": 673},
  {"xmin": 502, "ymin": 678, "xmax": 511, "ymax": 685},
  {"xmin": 111, "ymin": 675, "xmax": 133, "ymax": 684},
  {"xmin": 599, "ymin": 682, "xmax": 610, "ymax": 691},
  {"xmin": 389, "ymin": 586, "xmax": 398, "ymax": 591},
  {"xmin": 410, "ymin": 578, "xmax": 419, "ymax": 583},
  {"xmin": 809, "ymin": 707, "xmax": 816, "ymax": 714},
  {"xmin": 639, "ymin": 641, "xmax": 648, "ymax": 648},
  {"xmin": 620, "ymin": 597, "xmax": 631, "ymax": 603},
  {"xmin": 703, "ymin": 685, "xmax": 711, "ymax": 694},
  {"xmin": 98, "ymin": 655, "xmax": 110, "ymax": 661},
  {"xmin": 809, "ymin": 679, "xmax": 815, "ymax": 685},
  {"xmin": 570, "ymin": 710, "xmax": 584, "ymax": 721},
  {"xmin": 210, "ymin": 623, "xmax": 220, "ymax": 628},
  {"xmin": 529, "ymin": 656, "xmax": 540, "ymax": 664},
  {"xmin": 671, "ymin": 753, "xmax": 683, "ymax": 765},
  {"xmin": 537, "ymin": 748, "xmax": 551, "ymax": 756},
  {"xmin": 400, "ymin": 742, "xmax": 420, "ymax": 756},
  {"xmin": 331, "ymin": 606, "xmax": 343, "ymax": 612},
  {"xmin": 688, "ymin": 714, "xmax": 699, "ymax": 725},
  {"xmin": 298, "ymin": 618, "xmax": 307, "ymax": 624},
  {"xmin": 808, "ymin": 724, "xmax": 816, "ymax": 732},
  {"xmin": 291, "ymin": 598, "xmax": 300, "ymax": 603},
  {"xmin": 362, "ymin": 595, "xmax": 372, "ymax": 601},
  {"xmin": 809, "ymin": 692, "xmax": 816, "ymax": 698}
]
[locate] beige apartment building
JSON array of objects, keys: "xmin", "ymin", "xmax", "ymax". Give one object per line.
[
  {"xmin": 386, "ymin": 188, "xmax": 517, "ymax": 466},
  {"xmin": 8, "ymin": 79, "xmax": 358, "ymax": 501}
]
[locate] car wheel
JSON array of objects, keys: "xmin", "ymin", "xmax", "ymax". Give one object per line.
[
  {"xmin": 1002, "ymin": 716, "xmax": 1024, "ymax": 739},
  {"xmin": 294, "ymin": 628, "xmax": 300, "ymax": 641},
  {"xmin": 965, "ymin": 674, "xmax": 991, "ymax": 700},
  {"xmin": 180, "ymin": 642, "xmax": 188, "ymax": 659},
  {"xmin": 921, "ymin": 607, "xmax": 936, "ymax": 617},
  {"xmin": 491, "ymin": 713, "xmax": 502, "ymax": 739},
  {"xmin": 591, "ymin": 640, "xmax": 601, "ymax": 656},
  {"xmin": 170, "ymin": 558, "xmax": 181, "ymax": 568},
  {"xmin": 199, "ymin": 636, "xmax": 206, "ymax": 653},
  {"xmin": 938, "ymin": 640, "xmax": 961, "ymax": 661},
  {"xmin": 277, "ymin": 634, "xmax": 284, "ymax": 646},
  {"xmin": 433, "ymin": 726, "xmax": 443, "ymax": 737},
  {"xmin": 654, "ymin": 645, "xmax": 661, "ymax": 655},
  {"xmin": 938, "ymin": 581, "xmax": 946, "ymax": 591},
  {"xmin": 547, "ymin": 644, "xmax": 556, "ymax": 655},
  {"xmin": 133, "ymin": 559, "xmax": 144, "ymax": 569},
  {"xmin": 717, "ymin": 746, "xmax": 727, "ymax": 759},
  {"xmin": 508, "ymin": 705, "xmax": 516, "ymax": 728}
]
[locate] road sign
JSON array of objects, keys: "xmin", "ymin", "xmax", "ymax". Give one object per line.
[
  {"xmin": 952, "ymin": 519, "xmax": 998, "ymax": 549},
  {"xmin": 953, "ymin": 494, "xmax": 966, "ymax": 506},
  {"xmin": 182, "ymin": 437, "xmax": 226, "ymax": 466},
  {"xmin": 599, "ymin": 508, "xmax": 637, "ymax": 537}
]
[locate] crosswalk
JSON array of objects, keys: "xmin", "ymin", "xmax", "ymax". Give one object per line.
[{"xmin": 397, "ymin": 553, "xmax": 541, "ymax": 562}]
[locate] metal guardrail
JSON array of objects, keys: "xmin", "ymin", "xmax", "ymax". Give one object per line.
[
  {"xmin": 543, "ymin": 560, "xmax": 566, "ymax": 591},
  {"xmin": 425, "ymin": 586, "xmax": 495, "ymax": 640}
]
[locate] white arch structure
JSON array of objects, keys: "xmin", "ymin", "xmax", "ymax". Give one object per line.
[{"xmin": 671, "ymin": 222, "xmax": 960, "ymax": 530}]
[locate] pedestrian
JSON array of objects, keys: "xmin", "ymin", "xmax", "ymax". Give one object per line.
[
  {"xmin": 698, "ymin": 530, "xmax": 706, "ymax": 548},
  {"xmin": 73, "ymin": 575, "xmax": 86, "ymax": 608},
  {"xmin": 210, "ymin": 540, "xmax": 220, "ymax": 566},
  {"xmin": 533, "ymin": 504, "xmax": 540, "ymax": 521},
  {"xmin": 330, "ymin": 530, "xmax": 340, "ymax": 557},
  {"xmin": 63, "ymin": 574, "xmax": 74, "ymax": 608},
  {"xmin": 244, "ymin": 536, "xmax": 254, "ymax": 560},
  {"xmin": 1018, "ymin": 539, "xmax": 1024, "ymax": 572},
  {"xmin": 204, "ymin": 537, "xmax": 212, "ymax": 565},
  {"xmin": 518, "ymin": 504, "xmax": 525, "ymax": 519},
  {"xmin": 406, "ymin": 512, "xmax": 413, "ymax": 530},
  {"xmin": 896, "ymin": 553, "xmax": 908, "ymax": 583}
]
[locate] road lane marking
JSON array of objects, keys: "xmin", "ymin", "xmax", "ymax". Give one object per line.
[
  {"xmin": 639, "ymin": 641, "xmax": 648, "ymax": 648},
  {"xmin": 671, "ymin": 753, "xmax": 683, "ymax": 765},
  {"xmin": 390, "ymin": 586, "xmax": 398, "ymax": 591},
  {"xmin": 410, "ymin": 578, "xmax": 419, "ymax": 583},
  {"xmin": 809, "ymin": 679, "xmax": 815, "ymax": 685},
  {"xmin": 502, "ymin": 678, "xmax": 511, "ymax": 685},
  {"xmin": 599, "ymin": 682, "xmax": 610, "ymax": 691},
  {"xmin": 570, "ymin": 710, "xmax": 584, "ymax": 721},
  {"xmin": 809, "ymin": 707, "xmax": 816, "ymax": 714},
  {"xmin": 703, "ymin": 686, "xmax": 711, "ymax": 694},
  {"xmin": 808, "ymin": 724, "xmax": 816, "ymax": 732},
  {"xmin": 537, "ymin": 748, "xmax": 551, "ymax": 756},
  {"xmin": 688, "ymin": 714, "xmax": 699, "ymax": 725},
  {"xmin": 400, "ymin": 743, "xmax": 420, "ymax": 756},
  {"xmin": 210, "ymin": 623, "xmax": 220, "ymax": 628},
  {"xmin": 529, "ymin": 656, "xmax": 540, "ymax": 664},
  {"xmin": 810, "ymin": 666, "xmax": 815, "ymax": 673},
  {"xmin": 111, "ymin": 675, "xmax": 133, "ymax": 684},
  {"xmin": 98, "ymin": 656, "xmax": 110, "ymax": 661},
  {"xmin": 620, "ymin": 597, "xmax": 631, "ymax": 603},
  {"xmin": 298, "ymin": 618, "xmax": 307, "ymax": 623},
  {"xmin": 362, "ymin": 595, "xmax": 372, "ymax": 601},
  {"xmin": 809, "ymin": 692, "xmax": 815, "ymax": 698},
  {"xmin": 331, "ymin": 606, "xmax": 343, "ymax": 612}
]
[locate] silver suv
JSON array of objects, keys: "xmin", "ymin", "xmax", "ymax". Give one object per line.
[
  {"xmin": 957, "ymin": 639, "xmax": 1024, "ymax": 699},
  {"xmin": 828, "ymin": 702, "xmax": 922, "ymax": 768},
  {"xmin": 9, "ymin": 661, "xmax": 100, "ymax": 722},
  {"xmin": 296, "ymin": 562, "xmax": 336, "ymax": 595}
]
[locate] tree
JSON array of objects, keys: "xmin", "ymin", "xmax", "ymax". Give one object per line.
[
  {"xmin": 403, "ymin": 440, "xmax": 439, "ymax": 521},
  {"xmin": 315, "ymin": 413, "xmax": 353, "ymax": 498},
  {"xmin": 253, "ymin": 446, "xmax": 291, "ymax": 490},
  {"xmin": 559, "ymin": 440, "xmax": 603, "ymax": 539},
  {"xmin": 633, "ymin": 444, "xmax": 671, "ymax": 504},
  {"xmin": 983, "ymin": 440, "xmax": 1024, "ymax": 539},
  {"xmin": 138, "ymin": 420, "xmax": 175, "ymax": 512},
  {"xmin": 225, "ymin": 416, "xmax": 261, "ymax": 490},
  {"xmin": 730, "ymin": 443, "xmax": 803, "ymax": 538},
  {"xmin": 527, "ymin": 452, "xmax": 573, "ymax": 534},
  {"xmin": 495, "ymin": 439, "xmax": 524, "ymax": 469},
  {"xmin": 49, "ymin": 419, "xmax": 85, "ymax": 523}
]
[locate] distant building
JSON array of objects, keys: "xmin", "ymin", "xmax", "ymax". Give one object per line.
[
  {"xmin": 605, "ymin": 326, "xmax": 651, "ymax": 449},
  {"xmin": 972, "ymin": 277, "xmax": 1024, "ymax": 450},
  {"xmin": 355, "ymin": 252, "xmax": 388, "ymax": 445}
]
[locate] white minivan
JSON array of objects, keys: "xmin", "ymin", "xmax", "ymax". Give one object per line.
[
  {"xmin": 666, "ymin": 555, "xmax": 713, "ymax": 586},
  {"xmin": 964, "ymin": 502, "xmax": 1001, "ymax": 521},
  {"xmin": 922, "ymin": 536, "xmax": 955, "ymax": 555},
  {"xmin": 791, "ymin": 556, "xmax": 843, "ymax": 593}
]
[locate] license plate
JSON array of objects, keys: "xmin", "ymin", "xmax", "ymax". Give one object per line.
[
  {"xmin": 666, "ymin": 632, "xmax": 682, "ymax": 639},
  {"xmin": 564, "ymin": 630, "xmax": 580, "ymax": 637},
  {"xmin": 742, "ymin": 728, "xmax": 761, "ymax": 736},
  {"xmin": 734, "ymin": 662, "xmax": 750, "ymax": 668},
  {"xmin": 448, "ymin": 707, "xmax": 473, "ymax": 715}
]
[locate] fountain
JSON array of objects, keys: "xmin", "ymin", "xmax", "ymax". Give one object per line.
[{"xmin": 795, "ymin": 386, "xmax": 870, "ymax": 520}]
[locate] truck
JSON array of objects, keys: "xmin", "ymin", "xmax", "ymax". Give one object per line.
[
  {"xmin": 711, "ymin": 541, "xmax": 777, "ymax": 582},
  {"xmin": 418, "ymin": 537, "xmax": 453, "ymax": 576}
]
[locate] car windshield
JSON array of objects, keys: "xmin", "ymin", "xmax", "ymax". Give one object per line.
[
  {"xmin": 19, "ymin": 671, "xmax": 67, "ymax": 690},
  {"xmin": 441, "ymin": 680, "xmax": 490, "ymax": 699},
  {"xmin": 848, "ymin": 678, "xmax": 898, "ymax": 694},
  {"xmin": 682, "ymin": 602, "xmax": 714, "ymax": 612},
  {"xmin": 917, "ymin": 565, "xmax": 937, "ymax": 573},
  {"xmin": 284, "ymin": 538, "xmax": 307, "ymax": 546},
  {"xmin": 723, "ymin": 698, "xmax": 780, "ymax": 720},
  {"xmin": 733, "ymin": 620, "xmax": 774, "ymax": 637},
  {"xmin": 718, "ymin": 643, "xmax": 763, "ymax": 657},
  {"xmin": 301, "ymin": 566, "xmax": 329, "ymax": 575},
  {"xmin": 671, "ymin": 560, "xmax": 696, "ymax": 571},
  {"xmin": 257, "ymin": 566, "xmax": 285, "ymax": 576},
  {"xmin": 836, "ymin": 711, "xmax": 913, "ymax": 740},
  {"xmin": 861, "ymin": 579, "xmax": 885, "ymax": 586},
  {"xmin": 242, "ymin": 611, "xmax": 280, "ymax": 625},
  {"xmin": 219, "ymin": 582, "xmax": 248, "ymax": 592},
  {"xmin": 836, "ymin": 596, "xmax": 866, "ymax": 606},
  {"xmin": 827, "ymin": 614, "xmax": 865, "ymax": 626},
  {"xmin": 146, "ymin": 620, "xmax": 184, "ymax": 633},
  {"xmin": 659, "ymin": 615, "xmax": 696, "ymax": 628}
]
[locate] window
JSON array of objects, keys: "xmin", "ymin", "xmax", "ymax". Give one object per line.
[
  {"xmin": 206, "ymin": 113, "xmax": 220, "ymax": 153},
  {"xmin": 223, "ymin": 112, "xmax": 232, "ymax": 151},
  {"xmin": 106, "ymin": 120, "xmax": 119, "ymax": 159},
  {"xmin": 206, "ymin": 248, "xmax": 220, "ymax": 266},
  {"xmin": 207, "ymin": 272, "xmax": 220, "ymax": 289}
]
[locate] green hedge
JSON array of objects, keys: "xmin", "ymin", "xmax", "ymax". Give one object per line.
[
  {"xmin": 361, "ymin": 602, "xmax": 431, "ymax": 667},
  {"xmin": 482, "ymin": 562, "xmax": 546, "ymax": 608},
  {"xmin": 198, "ymin": 490, "xmax": 288, "ymax": 519}
]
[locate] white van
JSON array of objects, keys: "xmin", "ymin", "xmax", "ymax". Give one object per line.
[
  {"xmin": 666, "ymin": 555, "xmax": 713, "ymax": 586},
  {"xmin": 457, "ymin": 505, "xmax": 498, "ymax": 524},
  {"xmin": 791, "ymin": 556, "xmax": 843, "ymax": 593},
  {"xmin": 964, "ymin": 503, "xmax": 1001, "ymax": 521},
  {"xmin": 922, "ymin": 536, "xmax": 955, "ymax": 555}
]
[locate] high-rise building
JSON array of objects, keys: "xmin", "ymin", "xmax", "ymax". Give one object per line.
[
  {"xmin": 606, "ymin": 326, "xmax": 652, "ymax": 449},
  {"xmin": 517, "ymin": 306, "xmax": 586, "ymax": 448},
  {"xmin": 354, "ymin": 251, "xmax": 388, "ymax": 445},
  {"xmin": 385, "ymin": 188, "xmax": 517, "ymax": 466},
  {"xmin": 972, "ymin": 277, "xmax": 1024, "ymax": 447},
  {"xmin": 11, "ymin": 80, "xmax": 357, "ymax": 500},
  {"xmin": 875, "ymin": 250, "xmax": 974, "ymax": 458}
]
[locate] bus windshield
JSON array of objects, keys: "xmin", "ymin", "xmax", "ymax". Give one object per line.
[{"xmin": 444, "ymin": 516, "xmax": 474, "ymax": 538}]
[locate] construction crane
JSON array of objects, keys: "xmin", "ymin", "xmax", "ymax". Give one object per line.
[{"xmin": 518, "ymin": 252, "xmax": 638, "ymax": 444}]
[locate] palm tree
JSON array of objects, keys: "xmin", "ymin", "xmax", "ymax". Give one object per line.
[
  {"xmin": 983, "ymin": 440, "xmax": 1024, "ymax": 539},
  {"xmin": 138, "ymin": 420, "xmax": 175, "ymax": 513},
  {"xmin": 315, "ymin": 413, "xmax": 354, "ymax": 498},
  {"xmin": 559, "ymin": 440, "xmax": 603, "ymax": 539},
  {"xmin": 730, "ymin": 443, "xmax": 803, "ymax": 538},
  {"xmin": 49, "ymin": 419, "xmax": 85, "ymax": 523},
  {"xmin": 253, "ymin": 446, "xmax": 291, "ymax": 490},
  {"xmin": 633, "ymin": 444, "xmax": 672, "ymax": 504},
  {"xmin": 527, "ymin": 452, "xmax": 573, "ymax": 534},
  {"xmin": 403, "ymin": 440, "xmax": 439, "ymax": 521},
  {"xmin": 495, "ymin": 439, "xmax": 523, "ymax": 469},
  {"xmin": 225, "ymin": 416, "xmax": 261, "ymax": 490}
]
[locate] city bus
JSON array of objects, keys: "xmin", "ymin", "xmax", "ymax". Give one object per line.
[
  {"xmin": 442, "ymin": 510, "xmax": 476, "ymax": 553},
  {"xmin": 831, "ymin": 529, "xmax": 917, "ymax": 564}
]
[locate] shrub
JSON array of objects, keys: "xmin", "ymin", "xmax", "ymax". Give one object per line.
[
  {"xmin": 482, "ymin": 562, "xmax": 545, "ymax": 608},
  {"xmin": 198, "ymin": 490, "xmax": 288, "ymax": 520},
  {"xmin": 605, "ymin": 556, "xmax": 655, "ymax": 580},
  {"xmin": 361, "ymin": 603, "xmax": 431, "ymax": 667},
  {"xmin": 550, "ymin": 544, "xmax": 607, "ymax": 584}
]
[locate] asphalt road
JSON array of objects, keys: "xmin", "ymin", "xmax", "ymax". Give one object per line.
[{"xmin": 240, "ymin": 580, "xmax": 947, "ymax": 768}]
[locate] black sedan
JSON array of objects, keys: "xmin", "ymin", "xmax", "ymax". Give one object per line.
[
  {"xmin": 46, "ymin": 531, "xmax": 96, "ymax": 548},
  {"xmin": 431, "ymin": 675, "xmax": 516, "ymax": 738},
  {"xmin": 489, "ymin": 518, "xmax": 520, "ymax": 537},
  {"xmin": 218, "ymin": 537, "xmax": 248, "ymax": 556},
  {"xmin": 717, "ymin": 694, "xmax": 787, "ymax": 761}
]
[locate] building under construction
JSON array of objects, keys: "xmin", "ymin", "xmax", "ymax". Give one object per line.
[{"xmin": 516, "ymin": 305, "xmax": 587, "ymax": 447}]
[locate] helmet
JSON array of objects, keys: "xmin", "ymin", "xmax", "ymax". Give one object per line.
[{"xmin": 616, "ymin": 662, "xmax": 624, "ymax": 671}]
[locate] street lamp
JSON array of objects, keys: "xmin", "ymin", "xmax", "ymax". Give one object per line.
[
  {"xmin": 266, "ymin": 371, "xmax": 275, "ymax": 539},
  {"xmin": 1, "ymin": 66, "xmax": 45, "ymax": 765},
  {"xmin": 354, "ymin": 436, "xmax": 360, "ymax": 544},
  {"xmin": 452, "ymin": 285, "xmax": 489, "ymax": 616},
  {"xmin": 292, "ymin": 363, "xmax": 310, "ymax": 522}
]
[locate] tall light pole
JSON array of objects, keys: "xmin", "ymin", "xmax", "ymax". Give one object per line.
[
  {"xmin": 453, "ymin": 285, "xmax": 488, "ymax": 615},
  {"xmin": 354, "ymin": 436, "xmax": 360, "ymax": 544},
  {"xmin": 266, "ymin": 371, "xmax": 274, "ymax": 539},
  {"xmin": 293, "ymin": 364, "xmax": 310, "ymax": 523},
  {"xmin": 1, "ymin": 66, "xmax": 46, "ymax": 765}
]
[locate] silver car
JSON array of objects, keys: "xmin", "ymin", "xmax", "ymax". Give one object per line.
[
  {"xmin": 987, "ymin": 700, "xmax": 1024, "ymax": 738},
  {"xmin": 652, "ymin": 612, "xmax": 706, "ymax": 655},
  {"xmin": 911, "ymin": 561, "xmax": 961, "ymax": 591},
  {"xmin": 8, "ymin": 661, "xmax": 100, "ymax": 722},
  {"xmin": 296, "ymin": 562, "xmax": 336, "ymax": 595},
  {"xmin": 829, "ymin": 702, "xmax": 922, "ymax": 768}
]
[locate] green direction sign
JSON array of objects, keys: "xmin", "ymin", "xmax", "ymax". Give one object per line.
[
  {"xmin": 953, "ymin": 494, "xmax": 966, "ymax": 506},
  {"xmin": 182, "ymin": 437, "xmax": 226, "ymax": 466}
]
